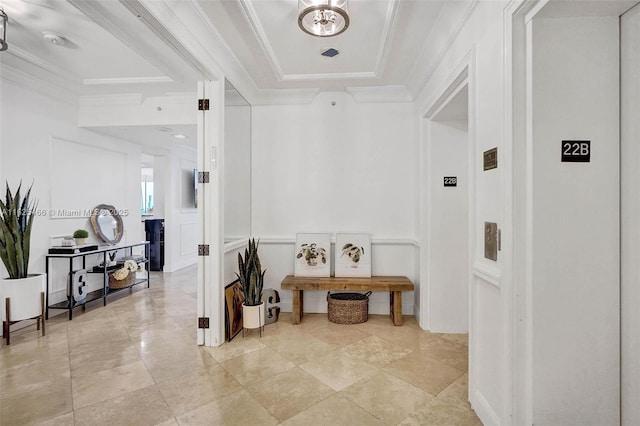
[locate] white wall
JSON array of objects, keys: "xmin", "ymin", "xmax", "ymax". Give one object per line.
[
  {"xmin": 224, "ymin": 104, "xmax": 251, "ymax": 242},
  {"xmin": 0, "ymin": 79, "xmax": 143, "ymax": 317},
  {"xmin": 249, "ymin": 91, "xmax": 419, "ymax": 315},
  {"xmin": 620, "ymin": 4, "xmax": 640, "ymax": 425},
  {"xmin": 532, "ymin": 16, "xmax": 620, "ymax": 425},
  {"xmin": 426, "ymin": 120, "xmax": 469, "ymax": 332},
  {"xmin": 415, "ymin": 1, "xmax": 508, "ymax": 422},
  {"xmin": 159, "ymin": 145, "xmax": 198, "ymax": 272}
]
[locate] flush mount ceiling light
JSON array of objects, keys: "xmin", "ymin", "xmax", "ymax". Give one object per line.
[
  {"xmin": 298, "ymin": 0, "xmax": 349, "ymax": 37},
  {"xmin": 42, "ymin": 31, "xmax": 65, "ymax": 46},
  {"xmin": 0, "ymin": 7, "xmax": 8, "ymax": 52}
]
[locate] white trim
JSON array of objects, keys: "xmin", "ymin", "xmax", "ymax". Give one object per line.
[
  {"xmin": 504, "ymin": 0, "xmax": 547, "ymax": 423},
  {"xmin": 254, "ymin": 236, "xmax": 419, "ymax": 247},
  {"xmin": 472, "ymin": 389, "xmax": 502, "ymax": 426},
  {"xmin": 282, "ymin": 71, "xmax": 377, "ymax": 81},
  {"xmin": 0, "ymin": 64, "xmax": 79, "ymax": 106},
  {"xmin": 237, "ymin": 0, "xmax": 286, "ymax": 80},
  {"xmin": 345, "ymin": 85, "xmax": 413, "ymax": 103},
  {"xmin": 224, "ymin": 238, "xmax": 250, "ymax": 253},
  {"xmin": 409, "ymin": 0, "xmax": 479, "ymax": 100},
  {"xmin": 161, "ymin": 258, "xmax": 197, "ymax": 273},
  {"xmin": 82, "ymin": 76, "xmax": 173, "ymax": 85},
  {"xmin": 418, "ymin": 48, "xmax": 476, "ymax": 398},
  {"xmin": 471, "ymin": 261, "xmax": 501, "ymax": 288},
  {"xmin": 374, "ymin": 0, "xmax": 402, "ymax": 77}
]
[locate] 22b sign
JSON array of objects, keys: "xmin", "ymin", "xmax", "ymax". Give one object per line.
[{"xmin": 561, "ymin": 140, "xmax": 590, "ymax": 162}]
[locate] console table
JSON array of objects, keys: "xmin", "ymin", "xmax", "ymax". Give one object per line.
[
  {"xmin": 280, "ymin": 275, "xmax": 414, "ymax": 326},
  {"xmin": 45, "ymin": 242, "xmax": 150, "ymax": 320}
]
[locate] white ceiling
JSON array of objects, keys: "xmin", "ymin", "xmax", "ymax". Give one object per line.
[
  {"xmin": 0, "ymin": 0, "xmax": 449, "ymax": 150},
  {"xmin": 2, "ymin": 0, "xmax": 636, "ymax": 150},
  {"xmin": 1, "ymin": 0, "xmax": 201, "ymax": 98},
  {"xmin": 197, "ymin": 0, "xmax": 446, "ymax": 92}
]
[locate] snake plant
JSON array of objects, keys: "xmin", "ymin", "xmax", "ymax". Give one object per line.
[
  {"xmin": 236, "ymin": 238, "xmax": 265, "ymax": 306},
  {"xmin": 0, "ymin": 182, "xmax": 37, "ymax": 279}
]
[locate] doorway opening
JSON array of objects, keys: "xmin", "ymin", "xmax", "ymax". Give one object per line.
[{"xmin": 423, "ymin": 82, "xmax": 470, "ymax": 333}]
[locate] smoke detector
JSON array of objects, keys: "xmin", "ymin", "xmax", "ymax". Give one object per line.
[{"xmin": 42, "ymin": 31, "xmax": 65, "ymax": 46}]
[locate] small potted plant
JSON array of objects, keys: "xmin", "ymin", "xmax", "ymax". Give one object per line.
[
  {"xmin": 297, "ymin": 243, "xmax": 327, "ymax": 266},
  {"xmin": 236, "ymin": 238, "xmax": 266, "ymax": 332},
  {"xmin": 73, "ymin": 229, "xmax": 89, "ymax": 246}
]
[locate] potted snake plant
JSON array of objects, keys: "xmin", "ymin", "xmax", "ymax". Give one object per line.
[
  {"xmin": 235, "ymin": 238, "xmax": 266, "ymax": 332},
  {"xmin": 0, "ymin": 182, "xmax": 46, "ymax": 344}
]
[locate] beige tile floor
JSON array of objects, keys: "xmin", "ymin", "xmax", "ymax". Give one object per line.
[{"xmin": 0, "ymin": 266, "xmax": 481, "ymax": 425}]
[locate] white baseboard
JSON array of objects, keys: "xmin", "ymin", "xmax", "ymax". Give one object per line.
[{"xmin": 472, "ymin": 389, "xmax": 501, "ymax": 425}]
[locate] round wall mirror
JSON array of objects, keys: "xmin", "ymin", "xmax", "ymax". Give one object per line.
[{"xmin": 90, "ymin": 204, "xmax": 124, "ymax": 244}]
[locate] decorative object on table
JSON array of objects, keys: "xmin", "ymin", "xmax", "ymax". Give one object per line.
[
  {"xmin": 261, "ymin": 288, "xmax": 280, "ymax": 325},
  {"xmin": 90, "ymin": 204, "xmax": 124, "ymax": 244},
  {"xmin": 61, "ymin": 236, "xmax": 75, "ymax": 247},
  {"xmin": 0, "ymin": 181, "xmax": 46, "ymax": 344},
  {"xmin": 72, "ymin": 229, "xmax": 89, "ymax": 245},
  {"xmin": 108, "ymin": 260, "xmax": 138, "ymax": 290},
  {"xmin": 327, "ymin": 291, "xmax": 371, "ymax": 324},
  {"xmin": 236, "ymin": 238, "xmax": 266, "ymax": 336},
  {"xmin": 335, "ymin": 233, "xmax": 371, "ymax": 277},
  {"xmin": 68, "ymin": 269, "xmax": 88, "ymax": 304},
  {"xmin": 224, "ymin": 279, "xmax": 244, "ymax": 341},
  {"xmin": 295, "ymin": 233, "xmax": 331, "ymax": 277}
]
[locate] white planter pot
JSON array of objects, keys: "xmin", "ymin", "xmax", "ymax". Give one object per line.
[
  {"xmin": 242, "ymin": 302, "xmax": 265, "ymax": 330},
  {"xmin": 1, "ymin": 274, "xmax": 46, "ymax": 332}
]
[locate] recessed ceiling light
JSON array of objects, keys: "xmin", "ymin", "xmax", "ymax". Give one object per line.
[
  {"xmin": 157, "ymin": 127, "xmax": 172, "ymax": 132},
  {"xmin": 172, "ymin": 134, "xmax": 188, "ymax": 139}
]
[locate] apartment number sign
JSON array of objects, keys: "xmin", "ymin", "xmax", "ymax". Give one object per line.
[
  {"xmin": 443, "ymin": 177, "xmax": 458, "ymax": 187},
  {"xmin": 561, "ymin": 140, "xmax": 590, "ymax": 162}
]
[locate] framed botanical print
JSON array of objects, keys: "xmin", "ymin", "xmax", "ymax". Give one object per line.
[
  {"xmin": 335, "ymin": 233, "xmax": 371, "ymax": 277},
  {"xmin": 295, "ymin": 233, "xmax": 331, "ymax": 277}
]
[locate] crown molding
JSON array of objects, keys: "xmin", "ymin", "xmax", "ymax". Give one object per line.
[
  {"xmin": 83, "ymin": 76, "xmax": 173, "ymax": 86},
  {"xmin": 346, "ymin": 85, "xmax": 413, "ymax": 103},
  {"xmin": 406, "ymin": 0, "xmax": 479, "ymax": 99},
  {"xmin": 282, "ymin": 71, "xmax": 377, "ymax": 81},
  {"xmin": 251, "ymin": 88, "xmax": 320, "ymax": 105},
  {"xmin": 5, "ymin": 46, "xmax": 82, "ymax": 91},
  {"xmin": 0, "ymin": 63, "xmax": 79, "ymax": 106},
  {"xmin": 238, "ymin": 0, "xmax": 286, "ymax": 80},
  {"xmin": 373, "ymin": 0, "xmax": 402, "ymax": 76},
  {"xmin": 130, "ymin": 0, "xmax": 261, "ymax": 105},
  {"xmin": 79, "ymin": 93, "xmax": 144, "ymax": 106}
]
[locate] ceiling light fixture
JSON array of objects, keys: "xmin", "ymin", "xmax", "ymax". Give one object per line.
[
  {"xmin": 42, "ymin": 31, "xmax": 65, "ymax": 46},
  {"xmin": 0, "ymin": 7, "xmax": 8, "ymax": 52},
  {"xmin": 298, "ymin": 0, "xmax": 349, "ymax": 38},
  {"xmin": 172, "ymin": 134, "xmax": 188, "ymax": 139}
]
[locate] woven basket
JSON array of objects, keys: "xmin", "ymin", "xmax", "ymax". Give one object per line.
[
  {"xmin": 327, "ymin": 291, "xmax": 372, "ymax": 324},
  {"xmin": 108, "ymin": 271, "xmax": 135, "ymax": 289}
]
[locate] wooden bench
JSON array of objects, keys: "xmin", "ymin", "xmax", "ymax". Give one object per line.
[{"xmin": 280, "ymin": 275, "xmax": 414, "ymax": 326}]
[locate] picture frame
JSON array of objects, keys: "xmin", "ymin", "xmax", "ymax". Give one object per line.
[
  {"xmin": 224, "ymin": 279, "xmax": 244, "ymax": 341},
  {"xmin": 295, "ymin": 233, "xmax": 331, "ymax": 277},
  {"xmin": 335, "ymin": 233, "xmax": 372, "ymax": 277}
]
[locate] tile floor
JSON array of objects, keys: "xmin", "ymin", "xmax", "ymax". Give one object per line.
[{"xmin": 1, "ymin": 266, "xmax": 481, "ymax": 425}]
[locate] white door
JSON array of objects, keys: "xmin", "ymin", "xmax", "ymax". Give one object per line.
[
  {"xmin": 620, "ymin": 3, "xmax": 640, "ymax": 424},
  {"xmin": 196, "ymin": 80, "xmax": 224, "ymax": 346}
]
